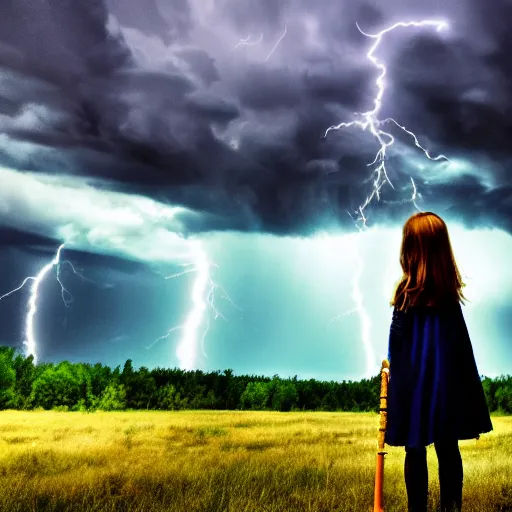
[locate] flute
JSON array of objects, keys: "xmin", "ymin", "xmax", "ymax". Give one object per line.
[{"xmin": 373, "ymin": 359, "xmax": 390, "ymax": 512}]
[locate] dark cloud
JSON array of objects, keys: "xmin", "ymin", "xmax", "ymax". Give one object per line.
[
  {"xmin": 220, "ymin": 0, "xmax": 287, "ymax": 33},
  {"xmin": 0, "ymin": 227, "xmax": 59, "ymax": 248},
  {"xmin": 235, "ymin": 66, "xmax": 303, "ymax": 111},
  {"xmin": 0, "ymin": 0, "xmax": 130, "ymax": 84},
  {"xmin": 0, "ymin": 0, "xmax": 511, "ymax": 240},
  {"xmin": 177, "ymin": 49, "xmax": 220, "ymax": 86},
  {"xmin": 184, "ymin": 92, "xmax": 239, "ymax": 123},
  {"xmin": 105, "ymin": 0, "xmax": 192, "ymax": 43}
]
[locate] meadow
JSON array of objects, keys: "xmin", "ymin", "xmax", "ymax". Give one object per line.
[{"xmin": 0, "ymin": 410, "xmax": 510, "ymax": 511}]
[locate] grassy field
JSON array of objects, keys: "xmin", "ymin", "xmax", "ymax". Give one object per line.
[{"xmin": 0, "ymin": 410, "xmax": 510, "ymax": 511}]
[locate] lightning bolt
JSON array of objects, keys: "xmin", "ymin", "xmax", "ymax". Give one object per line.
[
  {"xmin": 324, "ymin": 20, "xmax": 450, "ymax": 376},
  {"xmin": 350, "ymin": 236, "xmax": 373, "ymax": 379},
  {"xmin": 232, "ymin": 33, "xmax": 263, "ymax": 51},
  {"xmin": 381, "ymin": 177, "xmax": 423, "ymax": 212},
  {"xmin": 176, "ymin": 241, "xmax": 212, "ymax": 370},
  {"xmin": 327, "ymin": 229, "xmax": 375, "ymax": 378},
  {"xmin": 0, "ymin": 244, "xmax": 71, "ymax": 364},
  {"xmin": 410, "ymin": 176, "xmax": 422, "ymax": 211},
  {"xmin": 149, "ymin": 239, "xmax": 240, "ymax": 371},
  {"xmin": 264, "ymin": 24, "xmax": 287, "ymax": 62},
  {"xmin": 324, "ymin": 19, "xmax": 450, "ymax": 228},
  {"xmin": 232, "ymin": 25, "xmax": 288, "ymax": 62}
]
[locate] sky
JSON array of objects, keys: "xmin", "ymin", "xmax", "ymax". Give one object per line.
[{"xmin": 0, "ymin": 0, "xmax": 511, "ymax": 381}]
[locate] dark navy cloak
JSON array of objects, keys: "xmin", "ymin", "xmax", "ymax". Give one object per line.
[{"xmin": 385, "ymin": 302, "xmax": 493, "ymax": 448}]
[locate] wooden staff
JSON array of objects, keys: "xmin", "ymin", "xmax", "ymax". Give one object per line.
[{"xmin": 373, "ymin": 359, "xmax": 390, "ymax": 512}]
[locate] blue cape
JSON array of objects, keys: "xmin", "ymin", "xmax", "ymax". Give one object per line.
[{"xmin": 385, "ymin": 302, "xmax": 493, "ymax": 448}]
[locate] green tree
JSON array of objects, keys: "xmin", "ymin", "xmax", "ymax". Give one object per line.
[
  {"xmin": 0, "ymin": 348, "xmax": 16, "ymax": 409},
  {"xmin": 296, "ymin": 379, "xmax": 323, "ymax": 410},
  {"xmin": 12, "ymin": 352, "xmax": 36, "ymax": 409},
  {"xmin": 481, "ymin": 377, "xmax": 496, "ymax": 412},
  {"xmin": 272, "ymin": 380, "xmax": 299, "ymax": 412},
  {"xmin": 96, "ymin": 383, "xmax": 127, "ymax": 411},
  {"xmin": 240, "ymin": 381, "xmax": 269, "ymax": 410},
  {"xmin": 495, "ymin": 377, "xmax": 512, "ymax": 414},
  {"xmin": 31, "ymin": 362, "xmax": 81, "ymax": 409},
  {"xmin": 187, "ymin": 384, "xmax": 207, "ymax": 409},
  {"xmin": 155, "ymin": 383, "xmax": 188, "ymax": 410},
  {"xmin": 129, "ymin": 367, "xmax": 157, "ymax": 409},
  {"xmin": 202, "ymin": 389, "xmax": 218, "ymax": 409},
  {"xmin": 321, "ymin": 389, "xmax": 338, "ymax": 411},
  {"xmin": 89, "ymin": 363, "xmax": 112, "ymax": 399},
  {"xmin": 226, "ymin": 374, "xmax": 246, "ymax": 410},
  {"xmin": 120, "ymin": 360, "xmax": 157, "ymax": 409}
]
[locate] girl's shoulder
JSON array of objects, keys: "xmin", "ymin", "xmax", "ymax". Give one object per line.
[{"xmin": 399, "ymin": 301, "xmax": 462, "ymax": 317}]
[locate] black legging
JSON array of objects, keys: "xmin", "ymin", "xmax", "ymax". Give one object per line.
[{"xmin": 404, "ymin": 439, "xmax": 463, "ymax": 512}]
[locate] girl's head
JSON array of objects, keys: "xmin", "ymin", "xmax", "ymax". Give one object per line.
[{"xmin": 391, "ymin": 212, "xmax": 467, "ymax": 311}]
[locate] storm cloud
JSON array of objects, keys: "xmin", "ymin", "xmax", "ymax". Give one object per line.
[{"xmin": 1, "ymin": 0, "xmax": 511, "ymax": 239}]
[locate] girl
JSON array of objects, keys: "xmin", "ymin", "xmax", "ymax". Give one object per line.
[{"xmin": 385, "ymin": 212, "xmax": 493, "ymax": 512}]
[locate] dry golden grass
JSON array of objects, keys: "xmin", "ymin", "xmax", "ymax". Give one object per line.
[{"xmin": 0, "ymin": 410, "xmax": 510, "ymax": 511}]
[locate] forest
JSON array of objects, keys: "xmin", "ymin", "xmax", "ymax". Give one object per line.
[{"xmin": 0, "ymin": 345, "xmax": 510, "ymax": 414}]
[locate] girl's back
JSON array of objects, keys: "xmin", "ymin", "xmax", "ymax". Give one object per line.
[{"xmin": 385, "ymin": 300, "xmax": 492, "ymax": 448}]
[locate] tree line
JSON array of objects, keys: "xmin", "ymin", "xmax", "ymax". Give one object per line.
[{"xmin": 0, "ymin": 346, "xmax": 510, "ymax": 413}]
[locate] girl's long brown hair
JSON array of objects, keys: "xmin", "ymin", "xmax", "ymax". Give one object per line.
[{"xmin": 390, "ymin": 212, "xmax": 468, "ymax": 311}]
